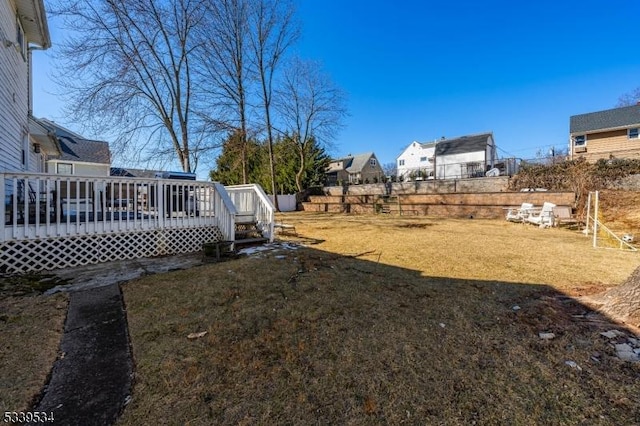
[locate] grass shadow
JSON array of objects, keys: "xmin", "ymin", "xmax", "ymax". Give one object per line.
[{"xmin": 119, "ymin": 245, "xmax": 640, "ymax": 425}]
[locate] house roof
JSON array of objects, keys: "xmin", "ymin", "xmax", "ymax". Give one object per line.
[
  {"xmin": 329, "ymin": 152, "xmax": 377, "ymax": 173},
  {"xmin": 110, "ymin": 167, "xmax": 160, "ymax": 178},
  {"xmin": 57, "ymin": 137, "xmax": 111, "ymax": 164},
  {"xmin": 570, "ymin": 104, "xmax": 640, "ymax": 134},
  {"xmin": 16, "ymin": 0, "xmax": 51, "ymax": 49},
  {"xmin": 419, "ymin": 141, "xmax": 437, "ymax": 149},
  {"xmin": 435, "ymin": 133, "xmax": 493, "ymax": 156},
  {"xmin": 346, "ymin": 152, "xmax": 376, "ymax": 173},
  {"xmin": 34, "ymin": 118, "xmax": 111, "ymax": 165},
  {"xmin": 28, "ymin": 116, "xmax": 60, "ymax": 154}
]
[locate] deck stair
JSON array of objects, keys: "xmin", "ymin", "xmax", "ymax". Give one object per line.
[
  {"xmin": 234, "ymin": 212, "xmax": 268, "ymax": 249},
  {"xmin": 376, "ymin": 195, "xmax": 398, "ymax": 214}
]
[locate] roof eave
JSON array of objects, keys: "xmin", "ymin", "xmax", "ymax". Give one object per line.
[
  {"xmin": 16, "ymin": 0, "xmax": 51, "ymax": 49},
  {"xmin": 570, "ymin": 123, "xmax": 640, "ymax": 135}
]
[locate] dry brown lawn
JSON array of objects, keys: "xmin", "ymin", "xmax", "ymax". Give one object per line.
[
  {"xmin": 0, "ymin": 293, "xmax": 67, "ymax": 412},
  {"xmin": 119, "ymin": 213, "xmax": 640, "ymax": 425}
]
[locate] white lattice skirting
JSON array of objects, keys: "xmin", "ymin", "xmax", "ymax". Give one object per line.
[{"xmin": 0, "ymin": 226, "xmax": 224, "ymax": 273}]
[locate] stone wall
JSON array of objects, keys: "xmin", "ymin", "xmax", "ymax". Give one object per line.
[
  {"xmin": 323, "ymin": 176, "xmax": 510, "ymax": 196},
  {"xmin": 302, "ymin": 191, "xmax": 576, "ymax": 219}
]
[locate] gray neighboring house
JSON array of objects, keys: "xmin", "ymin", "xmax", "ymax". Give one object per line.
[
  {"xmin": 34, "ymin": 118, "xmax": 111, "ymax": 176},
  {"xmin": 326, "ymin": 152, "xmax": 384, "ymax": 185},
  {"xmin": 434, "ymin": 133, "xmax": 496, "ymax": 179},
  {"xmin": 569, "ymin": 104, "xmax": 640, "ymax": 161}
]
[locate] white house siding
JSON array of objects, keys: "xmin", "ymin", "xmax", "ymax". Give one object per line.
[
  {"xmin": 436, "ymin": 151, "xmax": 487, "ymax": 180},
  {"xmin": 397, "ymin": 142, "xmax": 436, "ymax": 179},
  {"xmin": 0, "ymin": 0, "xmax": 29, "ymax": 173}
]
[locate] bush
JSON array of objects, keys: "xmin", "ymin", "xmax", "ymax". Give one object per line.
[{"xmin": 509, "ymin": 157, "xmax": 640, "ymax": 215}]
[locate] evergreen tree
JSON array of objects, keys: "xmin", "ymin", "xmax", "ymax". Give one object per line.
[
  {"xmin": 210, "ymin": 131, "xmax": 262, "ymax": 185},
  {"xmin": 210, "ymin": 133, "xmax": 329, "ymax": 193}
]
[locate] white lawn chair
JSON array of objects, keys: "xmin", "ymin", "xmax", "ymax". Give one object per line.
[
  {"xmin": 505, "ymin": 202, "xmax": 535, "ymax": 222},
  {"xmin": 525, "ymin": 202, "xmax": 556, "ymax": 228}
]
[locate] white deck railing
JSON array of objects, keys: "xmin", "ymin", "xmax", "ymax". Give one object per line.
[
  {"xmin": 212, "ymin": 182, "xmax": 237, "ymax": 241},
  {"xmin": 225, "ymin": 184, "xmax": 275, "ymax": 242},
  {"xmin": 0, "ymin": 172, "xmax": 235, "ymax": 242}
]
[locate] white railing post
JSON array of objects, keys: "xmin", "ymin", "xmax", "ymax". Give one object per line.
[{"xmin": 156, "ymin": 179, "xmax": 165, "ymax": 229}]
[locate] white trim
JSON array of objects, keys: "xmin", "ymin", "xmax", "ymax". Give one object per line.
[
  {"xmin": 48, "ymin": 159, "xmax": 110, "ymax": 168},
  {"xmin": 573, "ymin": 134, "xmax": 586, "ymax": 147}
]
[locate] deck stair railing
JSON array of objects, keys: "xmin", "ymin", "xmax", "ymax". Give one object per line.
[{"xmin": 224, "ymin": 184, "xmax": 275, "ymax": 242}]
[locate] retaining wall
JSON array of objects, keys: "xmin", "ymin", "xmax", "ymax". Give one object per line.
[
  {"xmin": 322, "ymin": 176, "xmax": 510, "ymax": 196},
  {"xmin": 302, "ymin": 191, "xmax": 576, "ymax": 219}
]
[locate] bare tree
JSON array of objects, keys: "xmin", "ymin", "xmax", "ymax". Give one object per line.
[
  {"xmin": 196, "ymin": 0, "xmax": 255, "ymax": 183},
  {"xmin": 248, "ymin": 0, "xmax": 299, "ymax": 209},
  {"xmin": 51, "ymin": 0, "xmax": 214, "ymax": 172},
  {"xmin": 275, "ymin": 58, "xmax": 347, "ymax": 192},
  {"xmin": 382, "ymin": 162, "xmax": 397, "ymax": 178},
  {"xmin": 617, "ymin": 87, "xmax": 640, "ymax": 107}
]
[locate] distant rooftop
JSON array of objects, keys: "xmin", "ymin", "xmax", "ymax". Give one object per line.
[
  {"xmin": 328, "ymin": 152, "xmax": 377, "ymax": 173},
  {"xmin": 435, "ymin": 133, "xmax": 494, "ymax": 156},
  {"xmin": 570, "ymin": 104, "xmax": 640, "ymax": 134},
  {"xmin": 35, "ymin": 118, "xmax": 111, "ymax": 165}
]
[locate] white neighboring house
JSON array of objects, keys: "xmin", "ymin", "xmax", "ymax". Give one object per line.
[
  {"xmin": 434, "ymin": 133, "xmax": 496, "ymax": 179},
  {"xmin": 397, "ymin": 133, "xmax": 497, "ymax": 180},
  {"xmin": 0, "ymin": 0, "xmax": 51, "ymax": 173},
  {"xmin": 396, "ymin": 141, "xmax": 437, "ymax": 180}
]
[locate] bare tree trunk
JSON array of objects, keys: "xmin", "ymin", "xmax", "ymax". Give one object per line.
[
  {"xmin": 588, "ymin": 266, "xmax": 640, "ymax": 326},
  {"xmin": 275, "ymin": 58, "xmax": 347, "ymax": 193},
  {"xmin": 265, "ymin": 115, "xmax": 279, "ymax": 209},
  {"xmin": 198, "ymin": 0, "xmax": 253, "ymax": 182},
  {"xmin": 249, "ymin": 0, "xmax": 298, "ymax": 210},
  {"xmin": 295, "ymin": 141, "xmax": 306, "ymax": 193}
]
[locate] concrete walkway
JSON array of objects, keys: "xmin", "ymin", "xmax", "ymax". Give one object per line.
[{"xmin": 29, "ymin": 284, "xmax": 132, "ymax": 426}]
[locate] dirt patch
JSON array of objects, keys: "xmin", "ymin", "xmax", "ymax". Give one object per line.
[
  {"xmin": 394, "ymin": 223, "xmax": 432, "ymax": 229},
  {"xmin": 0, "ymin": 272, "xmax": 71, "ymax": 298}
]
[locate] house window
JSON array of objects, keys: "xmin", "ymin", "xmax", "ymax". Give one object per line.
[
  {"xmin": 369, "ymin": 158, "xmax": 377, "ymax": 167},
  {"xmin": 16, "ymin": 17, "xmax": 26, "ymax": 60},
  {"xmin": 574, "ymin": 135, "xmax": 586, "ymax": 146},
  {"xmin": 629, "ymin": 128, "xmax": 639, "ymax": 139},
  {"xmin": 420, "ymin": 157, "xmax": 427, "ymax": 162},
  {"xmin": 57, "ymin": 163, "xmax": 73, "ymax": 174},
  {"xmin": 398, "ymin": 159, "xmax": 405, "ymax": 166}
]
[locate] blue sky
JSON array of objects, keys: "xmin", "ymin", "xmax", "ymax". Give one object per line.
[{"xmin": 32, "ymin": 0, "xmax": 640, "ymax": 170}]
